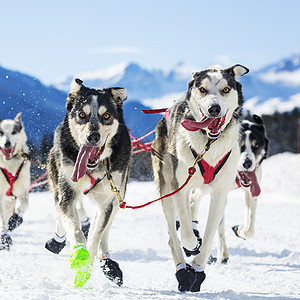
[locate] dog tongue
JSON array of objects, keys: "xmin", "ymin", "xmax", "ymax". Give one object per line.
[
  {"xmin": 71, "ymin": 146, "xmax": 94, "ymax": 182},
  {"xmin": 181, "ymin": 118, "xmax": 215, "ymax": 131},
  {"xmin": 239, "ymin": 170, "xmax": 261, "ymax": 197}
]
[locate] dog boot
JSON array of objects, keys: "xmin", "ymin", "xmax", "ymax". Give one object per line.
[
  {"xmin": 81, "ymin": 218, "xmax": 90, "ymax": 239},
  {"xmin": 190, "ymin": 263, "xmax": 206, "ymax": 292},
  {"xmin": 0, "ymin": 232, "xmax": 12, "ymax": 250},
  {"xmin": 45, "ymin": 234, "xmax": 66, "ymax": 254},
  {"xmin": 100, "ymin": 254, "xmax": 123, "ymax": 286},
  {"xmin": 175, "ymin": 263, "xmax": 195, "ymax": 292},
  {"xmin": 8, "ymin": 212, "xmax": 23, "ymax": 231},
  {"xmin": 70, "ymin": 244, "xmax": 91, "ymax": 288},
  {"xmin": 232, "ymin": 225, "xmax": 245, "ymax": 240}
]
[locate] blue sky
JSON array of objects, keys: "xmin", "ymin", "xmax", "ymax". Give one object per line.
[{"xmin": 1, "ymin": 0, "xmax": 300, "ymax": 84}]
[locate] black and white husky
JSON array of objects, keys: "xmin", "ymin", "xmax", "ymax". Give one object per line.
[
  {"xmin": 46, "ymin": 79, "xmax": 131, "ymax": 287},
  {"xmin": 151, "ymin": 65, "xmax": 249, "ymax": 292},
  {"xmin": 232, "ymin": 114, "xmax": 269, "ymax": 239},
  {"xmin": 207, "ymin": 114, "xmax": 269, "ymax": 264},
  {"xmin": 0, "ymin": 113, "xmax": 30, "ymax": 250}
]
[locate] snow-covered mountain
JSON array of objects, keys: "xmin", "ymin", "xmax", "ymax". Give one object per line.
[
  {"xmin": 1, "ymin": 54, "xmax": 300, "ymax": 145},
  {"xmin": 55, "ymin": 62, "xmax": 193, "ymax": 100},
  {"xmin": 55, "ymin": 55, "xmax": 300, "ymax": 116}
]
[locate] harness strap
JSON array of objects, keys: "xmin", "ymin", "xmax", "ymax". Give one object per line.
[
  {"xmin": 190, "ymin": 147, "xmax": 231, "ymax": 184},
  {"xmin": 0, "ymin": 160, "xmax": 26, "ymax": 197}
]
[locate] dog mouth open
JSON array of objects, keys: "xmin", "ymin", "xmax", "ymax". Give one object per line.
[
  {"xmin": 181, "ymin": 114, "xmax": 227, "ymax": 139},
  {"xmin": 0, "ymin": 145, "xmax": 16, "ymax": 160},
  {"xmin": 238, "ymin": 170, "xmax": 261, "ymax": 197},
  {"xmin": 71, "ymin": 144, "xmax": 105, "ymax": 182}
]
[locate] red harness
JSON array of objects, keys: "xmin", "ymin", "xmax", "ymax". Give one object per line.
[
  {"xmin": 0, "ymin": 161, "xmax": 25, "ymax": 197},
  {"xmin": 190, "ymin": 147, "xmax": 231, "ymax": 184}
]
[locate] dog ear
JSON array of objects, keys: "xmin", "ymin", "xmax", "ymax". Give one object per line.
[
  {"xmin": 110, "ymin": 87, "xmax": 127, "ymax": 105},
  {"xmin": 70, "ymin": 78, "xmax": 84, "ymax": 93},
  {"xmin": 225, "ymin": 64, "xmax": 249, "ymax": 78},
  {"xmin": 253, "ymin": 114, "xmax": 264, "ymax": 125},
  {"xmin": 14, "ymin": 112, "xmax": 22, "ymax": 122}
]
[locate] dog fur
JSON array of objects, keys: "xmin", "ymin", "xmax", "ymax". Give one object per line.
[
  {"xmin": 151, "ymin": 65, "xmax": 249, "ymax": 292},
  {"xmin": 47, "ymin": 79, "xmax": 131, "ymax": 285},
  {"xmin": 0, "ymin": 113, "xmax": 30, "ymax": 249}
]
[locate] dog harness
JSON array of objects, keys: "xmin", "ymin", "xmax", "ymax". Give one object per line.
[
  {"xmin": 190, "ymin": 147, "xmax": 231, "ymax": 184},
  {"xmin": 0, "ymin": 160, "xmax": 26, "ymax": 197}
]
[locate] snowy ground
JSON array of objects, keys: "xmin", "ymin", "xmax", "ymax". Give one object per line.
[{"xmin": 1, "ymin": 152, "xmax": 299, "ymax": 300}]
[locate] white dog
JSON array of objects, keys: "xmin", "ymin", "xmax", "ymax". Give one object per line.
[{"xmin": 0, "ymin": 113, "xmax": 30, "ymax": 250}]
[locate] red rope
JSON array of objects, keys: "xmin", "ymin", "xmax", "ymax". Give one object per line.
[
  {"xmin": 29, "ymin": 172, "xmax": 48, "ymax": 191},
  {"xmin": 123, "ymin": 167, "xmax": 196, "ymax": 209}
]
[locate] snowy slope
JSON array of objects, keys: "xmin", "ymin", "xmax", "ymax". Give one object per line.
[{"xmin": 0, "ymin": 153, "xmax": 300, "ymax": 300}]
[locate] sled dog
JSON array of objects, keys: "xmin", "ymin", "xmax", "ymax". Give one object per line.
[
  {"xmin": 47, "ymin": 79, "xmax": 131, "ymax": 287},
  {"xmin": 0, "ymin": 113, "xmax": 30, "ymax": 250},
  {"xmin": 151, "ymin": 65, "xmax": 249, "ymax": 292},
  {"xmin": 202, "ymin": 114, "xmax": 269, "ymax": 264}
]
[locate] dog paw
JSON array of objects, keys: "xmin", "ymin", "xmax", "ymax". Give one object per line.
[
  {"xmin": 183, "ymin": 241, "xmax": 201, "ymax": 257},
  {"xmin": 70, "ymin": 244, "xmax": 91, "ymax": 288},
  {"xmin": 190, "ymin": 271, "xmax": 206, "ymax": 292},
  {"xmin": 0, "ymin": 233, "xmax": 12, "ymax": 250},
  {"xmin": 100, "ymin": 258, "xmax": 123, "ymax": 286},
  {"xmin": 207, "ymin": 255, "xmax": 217, "ymax": 264},
  {"xmin": 45, "ymin": 237, "xmax": 66, "ymax": 254},
  {"xmin": 232, "ymin": 225, "xmax": 246, "ymax": 240},
  {"xmin": 175, "ymin": 265, "xmax": 196, "ymax": 292},
  {"xmin": 8, "ymin": 213, "xmax": 23, "ymax": 231}
]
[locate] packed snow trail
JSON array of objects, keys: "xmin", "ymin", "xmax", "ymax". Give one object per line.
[{"xmin": 0, "ymin": 153, "xmax": 299, "ymax": 299}]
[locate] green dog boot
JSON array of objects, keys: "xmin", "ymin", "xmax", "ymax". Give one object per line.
[{"xmin": 70, "ymin": 244, "xmax": 91, "ymax": 288}]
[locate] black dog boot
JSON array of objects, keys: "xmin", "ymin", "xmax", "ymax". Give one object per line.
[
  {"xmin": 100, "ymin": 256, "xmax": 123, "ymax": 286},
  {"xmin": 45, "ymin": 234, "xmax": 66, "ymax": 254},
  {"xmin": 0, "ymin": 232, "xmax": 12, "ymax": 250},
  {"xmin": 190, "ymin": 271, "xmax": 206, "ymax": 292},
  {"xmin": 175, "ymin": 263, "xmax": 196, "ymax": 292},
  {"xmin": 81, "ymin": 218, "xmax": 90, "ymax": 239},
  {"xmin": 8, "ymin": 212, "xmax": 23, "ymax": 231}
]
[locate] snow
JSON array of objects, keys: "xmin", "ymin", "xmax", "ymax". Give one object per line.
[
  {"xmin": 244, "ymin": 94, "xmax": 300, "ymax": 115},
  {"xmin": 260, "ymin": 69, "xmax": 300, "ymax": 86},
  {"xmin": 1, "ymin": 152, "xmax": 300, "ymax": 299}
]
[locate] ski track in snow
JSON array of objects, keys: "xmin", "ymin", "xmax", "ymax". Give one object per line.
[{"xmin": 0, "ymin": 153, "xmax": 299, "ymax": 300}]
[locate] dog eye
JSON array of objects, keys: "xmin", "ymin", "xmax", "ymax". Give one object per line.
[
  {"xmin": 199, "ymin": 87, "xmax": 207, "ymax": 93},
  {"xmin": 103, "ymin": 113, "xmax": 110, "ymax": 120},
  {"xmin": 222, "ymin": 87, "xmax": 231, "ymax": 93},
  {"xmin": 12, "ymin": 130, "xmax": 17, "ymax": 135},
  {"xmin": 254, "ymin": 143, "xmax": 260, "ymax": 149},
  {"xmin": 79, "ymin": 112, "xmax": 86, "ymax": 118}
]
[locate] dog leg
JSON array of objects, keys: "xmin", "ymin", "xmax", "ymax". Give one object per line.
[
  {"xmin": 174, "ymin": 190, "xmax": 200, "ymax": 257},
  {"xmin": 76, "ymin": 199, "xmax": 90, "ymax": 239},
  {"xmin": 233, "ymin": 192, "xmax": 257, "ymax": 239},
  {"xmin": 192, "ymin": 193, "xmax": 227, "ymax": 292},
  {"xmin": 98, "ymin": 202, "xmax": 123, "ymax": 286},
  {"xmin": 45, "ymin": 214, "xmax": 66, "ymax": 254},
  {"xmin": 216, "ymin": 214, "xmax": 229, "ymax": 264}
]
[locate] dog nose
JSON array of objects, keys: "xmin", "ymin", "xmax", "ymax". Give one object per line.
[
  {"xmin": 208, "ymin": 104, "xmax": 221, "ymax": 117},
  {"xmin": 5, "ymin": 140, "xmax": 11, "ymax": 148},
  {"xmin": 87, "ymin": 132, "xmax": 100, "ymax": 144},
  {"xmin": 243, "ymin": 158, "xmax": 252, "ymax": 170}
]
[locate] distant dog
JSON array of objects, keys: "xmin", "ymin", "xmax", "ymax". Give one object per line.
[
  {"xmin": 46, "ymin": 79, "xmax": 131, "ymax": 287},
  {"xmin": 151, "ymin": 65, "xmax": 249, "ymax": 292},
  {"xmin": 0, "ymin": 113, "xmax": 30, "ymax": 250},
  {"xmin": 203, "ymin": 114, "xmax": 269, "ymax": 264}
]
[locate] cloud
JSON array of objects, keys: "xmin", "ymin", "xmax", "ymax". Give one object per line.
[
  {"xmin": 214, "ymin": 55, "xmax": 234, "ymax": 67},
  {"xmin": 87, "ymin": 46, "xmax": 142, "ymax": 54}
]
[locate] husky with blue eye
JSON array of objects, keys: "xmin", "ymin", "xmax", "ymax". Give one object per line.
[
  {"xmin": 0, "ymin": 113, "xmax": 30, "ymax": 250},
  {"xmin": 151, "ymin": 65, "xmax": 249, "ymax": 292},
  {"xmin": 46, "ymin": 79, "xmax": 131, "ymax": 287}
]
